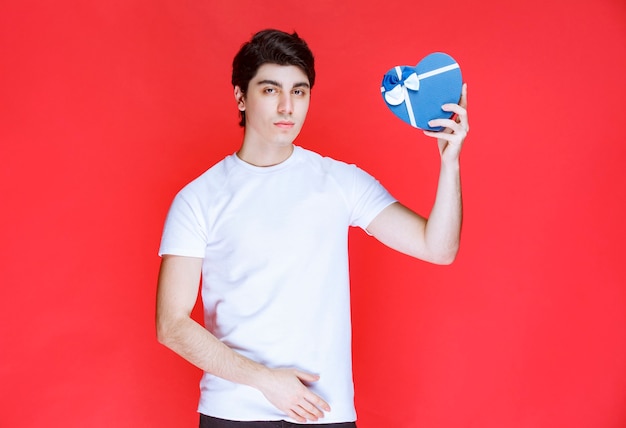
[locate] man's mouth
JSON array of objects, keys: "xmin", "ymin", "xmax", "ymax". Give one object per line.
[{"xmin": 274, "ymin": 121, "xmax": 295, "ymax": 128}]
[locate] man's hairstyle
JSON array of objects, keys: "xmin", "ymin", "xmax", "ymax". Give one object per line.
[{"xmin": 232, "ymin": 29, "xmax": 316, "ymax": 127}]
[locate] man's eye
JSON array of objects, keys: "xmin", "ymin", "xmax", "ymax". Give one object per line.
[
  {"xmin": 264, "ymin": 87, "xmax": 276, "ymax": 94},
  {"xmin": 293, "ymin": 89, "xmax": 305, "ymax": 96}
]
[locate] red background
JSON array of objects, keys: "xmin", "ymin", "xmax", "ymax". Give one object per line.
[{"xmin": 2, "ymin": 1, "xmax": 625, "ymax": 427}]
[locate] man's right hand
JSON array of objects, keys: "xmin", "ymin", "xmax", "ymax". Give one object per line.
[{"xmin": 256, "ymin": 367, "xmax": 331, "ymax": 423}]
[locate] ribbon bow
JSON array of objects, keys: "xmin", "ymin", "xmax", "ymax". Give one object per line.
[{"xmin": 382, "ymin": 67, "xmax": 420, "ymax": 106}]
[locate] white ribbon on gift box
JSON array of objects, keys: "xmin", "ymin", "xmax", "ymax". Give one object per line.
[{"xmin": 382, "ymin": 63, "xmax": 460, "ymax": 127}]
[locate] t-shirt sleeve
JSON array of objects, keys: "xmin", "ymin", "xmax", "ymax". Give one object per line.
[
  {"xmin": 158, "ymin": 190, "xmax": 208, "ymax": 258},
  {"xmin": 345, "ymin": 164, "xmax": 397, "ymax": 231}
]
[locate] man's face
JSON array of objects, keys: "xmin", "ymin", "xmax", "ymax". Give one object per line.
[{"xmin": 236, "ymin": 63, "xmax": 311, "ymax": 148}]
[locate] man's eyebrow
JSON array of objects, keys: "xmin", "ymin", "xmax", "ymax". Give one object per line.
[
  {"xmin": 257, "ymin": 79, "xmax": 281, "ymax": 87},
  {"xmin": 256, "ymin": 80, "xmax": 310, "ymax": 89}
]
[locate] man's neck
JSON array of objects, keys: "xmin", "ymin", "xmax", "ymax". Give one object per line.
[{"xmin": 236, "ymin": 142, "xmax": 294, "ymax": 167}]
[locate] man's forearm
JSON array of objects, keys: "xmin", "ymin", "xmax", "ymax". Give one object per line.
[
  {"xmin": 423, "ymin": 158, "xmax": 462, "ymax": 264},
  {"xmin": 157, "ymin": 315, "xmax": 269, "ymax": 388}
]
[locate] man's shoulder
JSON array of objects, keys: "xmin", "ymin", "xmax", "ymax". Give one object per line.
[
  {"xmin": 177, "ymin": 153, "xmax": 235, "ymax": 197},
  {"xmin": 296, "ymin": 146, "xmax": 357, "ymax": 173}
]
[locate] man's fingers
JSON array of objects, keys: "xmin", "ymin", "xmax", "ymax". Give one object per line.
[
  {"xmin": 294, "ymin": 371, "xmax": 331, "ymax": 419},
  {"xmin": 428, "ymin": 117, "xmax": 460, "ymax": 132},
  {"xmin": 287, "ymin": 397, "xmax": 326, "ymax": 423},
  {"xmin": 441, "ymin": 103, "xmax": 468, "ymax": 124},
  {"xmin": 287, "ymin": 409, "xmax": 307, "ymax": 423},
  {"xmin": 294, "ymin": 370, "xmax": 320, "ymax": 384},
  {"xmin": 261, "ymin": 368, "xmax": 331, "ymax": 421},
  {"xmin": 297, "ymin": 399, "xmax": 324, "ymax": 421},
  {"xmin": 426, "ymin": 101, "xmax": 469, "ymax": 137},
  {"xmin": 300, "ymin": 393, "xmax": 333, "ymax": 420},
  {"xmin": 459, "ymin": 83, "xmax": 468, "ymax": 109},
  {"xmin": 296, "ymin": 375, "xmax": 331, "ymax": 412},
  {"xmin": 308, "ymin": 392, "xmax": 331, "ymax": 412}
]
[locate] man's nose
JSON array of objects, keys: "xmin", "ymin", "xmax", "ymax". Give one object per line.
[{"xmin": 277, "ymin": 93, "xmax": 293, "ymax": 114}]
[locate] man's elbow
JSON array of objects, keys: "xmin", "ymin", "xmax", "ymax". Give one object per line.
[
  {"xmin": 156, "ymin": 319, "xmax": 169, "ymax": 346},
  {"xmin": 434, "ymin": 253, "xmax": 457, "ymax": 265},
  {"xmin": 428, "ymin": 246, "xmax": 459, "ymax": 265},
  {"xmin": 156, "ymin": 314, "xmax": 180, "ymax": 348}
]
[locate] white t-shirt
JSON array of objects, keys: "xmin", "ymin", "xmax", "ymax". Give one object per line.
[{"xmin": 159, "ymin": 146, "xmax": 396, "ymax": 423}]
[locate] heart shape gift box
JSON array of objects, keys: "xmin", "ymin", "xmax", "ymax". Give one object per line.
[{"xmin": 381, "ymin": 52, "xmax": 462, "ymax": 131}]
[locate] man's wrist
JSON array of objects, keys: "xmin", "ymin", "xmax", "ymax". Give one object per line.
[
  {"xmin": 242, "ymin": 360, "xmax": 272, "ymax": 390},
  {"xmin": 440, "ymin": 156, "xmax": 461, "ymax": 171}
]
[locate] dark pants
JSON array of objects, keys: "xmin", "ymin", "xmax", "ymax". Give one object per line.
[{"xmin": 200, "ymin": 414, "xmax": 357, "ymax": 428}]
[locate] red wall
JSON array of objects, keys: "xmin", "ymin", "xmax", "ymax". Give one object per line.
[{"xmin": 2, "ymin": 1, "xmax": 625, "ymax": 427}]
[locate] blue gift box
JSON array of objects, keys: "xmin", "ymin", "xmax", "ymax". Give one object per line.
[{"xmin": 381, "ymin": 52, "xmax": 462, "ymax": 131}]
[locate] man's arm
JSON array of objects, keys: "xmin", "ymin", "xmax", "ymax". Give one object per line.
[
  {"xmin": 156, "ymin": 254, "xmax": 330, "ymax": 422},
  {"xmin": 367, "ymin": 84, "xmax": 468, "ymax": 264}
]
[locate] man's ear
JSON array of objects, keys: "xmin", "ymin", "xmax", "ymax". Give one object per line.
[{"xmin": 234, "ymin": 86, "xmax": 245, "ymax": 111}]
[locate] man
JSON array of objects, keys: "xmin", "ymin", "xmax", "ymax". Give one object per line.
[{"xmin": 156, "ymin": 29, "xmax": 468, "ymax": 427}]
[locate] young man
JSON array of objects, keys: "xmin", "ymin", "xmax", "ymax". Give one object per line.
[{"xmin": 157, "ymin": 29, "xmax": 468, "ymax": 427}]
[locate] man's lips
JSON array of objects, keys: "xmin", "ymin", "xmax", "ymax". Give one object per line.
[{"xmin": 274, "ymin": 121, "xmax": 295, "ymax": 128}]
